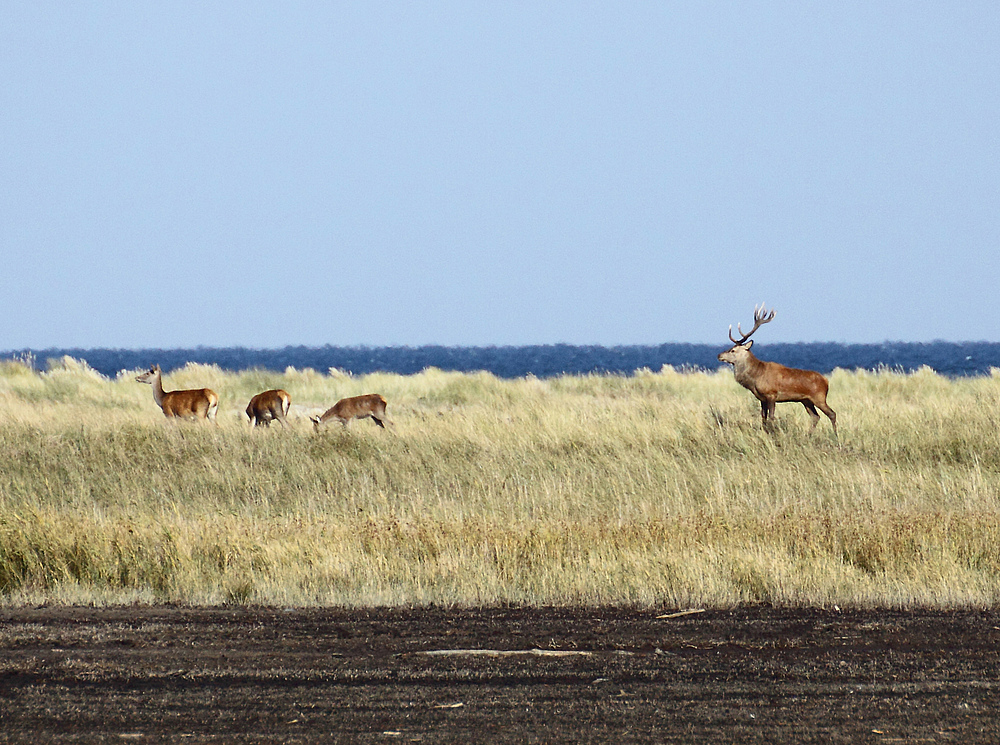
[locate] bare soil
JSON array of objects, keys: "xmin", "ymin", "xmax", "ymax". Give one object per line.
[{"xmin": 1, "ymin": 605, "xmax": 999, "ymax": 743}]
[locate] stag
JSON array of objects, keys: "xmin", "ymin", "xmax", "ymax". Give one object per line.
[{"xmin": 717, "ymin": 304, "xmax": 836, "ymax": 434}]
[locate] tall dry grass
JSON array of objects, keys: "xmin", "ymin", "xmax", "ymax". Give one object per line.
[{"xmin": 0, "ymin": 356, "xmax": 998, "ymax": 608}]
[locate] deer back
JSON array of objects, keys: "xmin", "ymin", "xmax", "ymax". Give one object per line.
[{"xmin": 160, "ymin": 388, "xmax": 219, "ymax": 419}]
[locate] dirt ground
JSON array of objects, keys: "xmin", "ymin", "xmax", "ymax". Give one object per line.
[{"xmin": 1, "ymin": 605, "xmax": 998, "ymax": 743}]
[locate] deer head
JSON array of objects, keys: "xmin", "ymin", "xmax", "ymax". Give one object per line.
[
  {"xmin": 135, "ymin": 365, "xmax": 161, "ymax": 385},
  {"xmin": 718, "ymin": 303, "xmax": 775, "ymax": 365}
]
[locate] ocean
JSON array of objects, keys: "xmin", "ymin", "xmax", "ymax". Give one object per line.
[{"xmin": 3, "ymin": 342, "xmax": 1000, "ymax": 379}]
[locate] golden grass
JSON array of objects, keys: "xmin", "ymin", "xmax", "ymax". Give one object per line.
[{"xmin": 1, "ymin": 357, "xmax": 999, "ymax": 608}]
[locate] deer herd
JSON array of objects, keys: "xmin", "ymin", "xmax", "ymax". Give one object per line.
[
  {"xmin": 136, "ymin": 304, "xmax": 836, "ymax": 437},
  {"xmin": 136, "ymin": 365, "xmax": 392, "ymax": 431}
]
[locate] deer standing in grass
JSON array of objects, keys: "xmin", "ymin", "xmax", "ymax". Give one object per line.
[
  {"xmin": 246, "ymin": 389, "xmax": 291, "ymax": 428},
  {"xmin": 135, "ymin": 365, "xmax": 219, "ymax": 422},
  {"xmin": 310, "ymin": 394, "xmax": 389, "ymax": 431},
  {"xmin": 717, "ymin": 304, "xmax": 837, "ymax": 434}
]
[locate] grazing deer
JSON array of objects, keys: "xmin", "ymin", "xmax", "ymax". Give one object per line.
[
  {"xmin": 310, "ymin": 394, "xmax": 389, "ymax": 431},
  {"xmin": 246, "ymin": 389, "xmax": 291, "ymax": 428},
  {"xmin": 135, "ymin": 365, "xmax": 219, "ymax": 422},
  {"xmin": 717, "ymin": 304, "xmax": 837, "ymax": 434}
]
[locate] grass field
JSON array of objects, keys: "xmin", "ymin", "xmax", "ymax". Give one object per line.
[{"xmin": 1, "ymin": 355, "xmax": 998, "ymax": 608}]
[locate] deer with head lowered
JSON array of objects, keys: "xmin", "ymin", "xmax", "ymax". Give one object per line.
[
  {"xmin": 136, "ymin": 365, "xmax": 219, "ymax": 422},
  {"xmin": 310, "ymin": 394, "xmax": 389, "ymax": 431},
  {"xmin": 717, "ymin": 304, "xmax": 836, "ymax": 434},
  {"xmin": 246, "ymin": 389, "xmax": 291, "ymax": 428}
]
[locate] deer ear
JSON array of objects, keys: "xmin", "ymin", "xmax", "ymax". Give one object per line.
[{"xmin": 745, "ymin": 340, "xmax": 753, "ymax": 349}]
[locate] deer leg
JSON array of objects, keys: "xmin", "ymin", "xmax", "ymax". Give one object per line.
[
  {"xmin": 372, "ymin": 417, "xmax": 386, "ymax": 428},
  {"xmin": 760, "ymin": 399, "xmax": 777, "ymax": 431},
  {"xmin": 802, "ymin": 401, "xmax": 820, "ymax": 430},
  {"xmin": 817, "ymin": 402, "xmax": 838, "ymax": 435}
]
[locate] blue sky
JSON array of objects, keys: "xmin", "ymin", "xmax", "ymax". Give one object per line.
[{"xmin": 2, "ymin": 3, "xmax": 998, "ymax": 349}]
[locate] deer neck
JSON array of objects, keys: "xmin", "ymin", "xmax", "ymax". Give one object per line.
[
  {"xmin": 731, "ymin": 350, "xmax": 765, "ymax": 389},
  {"xmin": 150, "ymin": 370, "xmax": 166, "ymax": 407}
]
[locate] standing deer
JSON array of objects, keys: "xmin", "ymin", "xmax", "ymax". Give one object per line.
[
  {"xmin": 135, "ymin": 365, "xmax": 219, "ymax": 422},
  {"xmin": 310, "ymin": 394, "xmax": 389, "ymax": 431},
  {"xmin": 717, "ymin": 304, "xmax": 837, "ymax": 434},
  {"xmin": 246, "ymin": 389, "xmax": 291, "ymax": 428}
]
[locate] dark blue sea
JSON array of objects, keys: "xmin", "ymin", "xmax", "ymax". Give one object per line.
[{"xmin": 3, "ymin": 343, "xmax": 999, "ymax": 379}]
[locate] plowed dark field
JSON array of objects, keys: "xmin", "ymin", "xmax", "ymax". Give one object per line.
[{"xmin": 1, "ymin": 605, "xmax": 998, "ymax": 743}]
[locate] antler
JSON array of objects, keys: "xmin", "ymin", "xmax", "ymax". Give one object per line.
[{"xmin": 728, "ymin": 303, "xmax": 776, "ymax": 345}]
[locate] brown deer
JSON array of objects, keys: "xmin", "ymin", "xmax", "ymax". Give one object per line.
[
  {"xmin": 246, "ymin": 389, "xmax": 291, "ymax": 428},
  {"xmin": 310, "ymin": 394, "xmax": 389, "ymax": 431},
  {"xmin": 717, "ymin": 304, "xmax": 836, "ymax": 434},
  {"xmin": 135, "ymin": 365, "xmax": 219, "ymax": 422}
]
